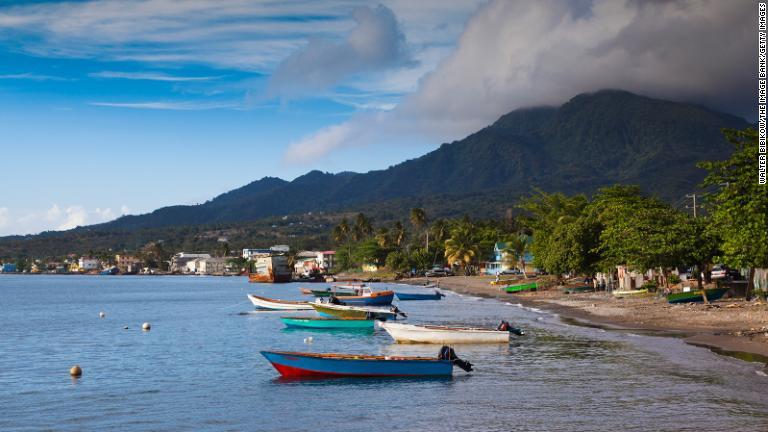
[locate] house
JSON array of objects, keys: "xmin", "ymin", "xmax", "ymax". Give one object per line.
[
  {"xmin": 317, "ymin": 251, "xmax": 336, "ymax": 273},
  {"xmin": 115, "ymin": 254, "xmax": 142, "ymax": 273},
  {"xmin": 198, "ymin": 257, "xmax": 227, "ymax": 274},
  {"xmin": 78, "ymin": 257, "xmax": 101, "ymax": 271},
  {"xmin": 484, "ymin": 242, "xmax": 535, "ymax": 275},
  {"xmin": 1, "ymin": 263, "xmax": 17, "ymax": 273},
  {"xmin": 170, "ymin": 253, "xmax": 211, "ymax": 272}
]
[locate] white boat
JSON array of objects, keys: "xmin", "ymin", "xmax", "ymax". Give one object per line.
[
  {"xmin": 378, "ymin": 321, "xmax": 510, "ymax": 344},
  {"xmin": 247, "ymin": 294, "xmax": 313, "ymax": 311}
]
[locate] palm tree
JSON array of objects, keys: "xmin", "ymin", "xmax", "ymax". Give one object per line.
[
  {"xmin": 502, "ymin": 233, "xmax": 530, "ymax": 277},
  {"xmin": 353, "ymin": 213, "xmax": 373, "ymax": 241},
  {"xmin": 375, "ymin": 227, "xmax": 391, "ymax": 248},
  {"xmin": 444, "ymin": 223, "xmax": 479, "ymax": 275},
  {"xmin": 410, "ymin": 208, "xmax": 428, "ymax": 250},
  {"xmin": 333, "ymin": 219, "xmax": 353, "ymax": 267},
  {"xmin": 391, "ymin": 221, "xmax": 407, "ymax": 247},
  {"xmin": 429, "ymin": 219, "xmax": 448, "ymax": 265}
]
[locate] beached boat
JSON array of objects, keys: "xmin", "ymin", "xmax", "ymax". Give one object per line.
[
  {"xmin": 280, "ymin": 316, "xmax": 374, "ymax": 330},
  {"xmin": 504, "ymin": 282, "xmax": 538, "ymax": 293},
  {"xmin": 247, "ymin": 294, "xmax": 313, "ymax": 311},
  {"xmin": 394, "ymin": 290, "xmax": 445, "ymax": 301},
  {"xmin": 667, "ymin": 287, "xmax": 728, "ymax": 304},
  {"xmin": 309, "ymin": 285, "xmax": 363, "ymax": 297},
  {"xmin": 310, "ymin": 302, "xmax": 404, "ymax": 320},
  {"xmin": 261, "ymin": 347, "xmax": 472, "ymax": 378},
  {"xmin": 378, "ymin": 321, "xmax": 516, "ymax": 344},
  {"xmin": 612, "ymin": 289, "xmax": 649, "ymax": 297},
  {"xmin": 562, "ymin": 285, "xmax": 593, "ymax": 294},
  {"xmin": 332, "ymin": 290, "xmax": 395, "ymax": 306}
]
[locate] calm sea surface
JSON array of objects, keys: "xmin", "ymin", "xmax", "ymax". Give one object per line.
[{"xmin": 1, "ymin": 275, "xmax": 766, "ymax": 431}]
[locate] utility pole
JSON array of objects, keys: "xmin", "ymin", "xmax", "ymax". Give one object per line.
[{"xmin": 685, "ymin": 193, "xmax": 699, "ymax": 218}]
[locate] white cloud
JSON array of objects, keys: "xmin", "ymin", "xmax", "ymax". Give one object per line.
[
  {"xmin": 89, "ymin": 100, "xmax": 240, "ymax": 110},
  {"xmin": 89, "ymin": 71, "xmax": 219, "ymax": 82},
  {"xmin": 0, "ymin": 204, "xmax": 126, "ymax": 236},
  {"xmin": 267, "ymin": 4, "xmax": 412, "ymax": 99},
  {"xmin": 0, "ymin": 207, "xmax": 8, "ymax": 228},
  {"xmin": 0, "ymin": 73, "xmax": 69, "ymax": 81},
  {"xmin": 120, "ymin": 205, "xmax": 131, "ymax": 215},
  {"xmin": 284, "ymin": 0, "xmax": 754, "ymax": 163}
]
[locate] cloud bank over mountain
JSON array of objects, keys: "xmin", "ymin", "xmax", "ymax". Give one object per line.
[{"xmin": 285, "ymin": 0, "xmax": 754, "ymax": 163}]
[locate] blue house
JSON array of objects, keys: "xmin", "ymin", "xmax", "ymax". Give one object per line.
[
  {"xmin": 2, "ymin": 263, "xmax": 17, "ymax": 273},
  {"xmin": 484, "ymin": 241, "xmax": 534, "ymax": 275}
]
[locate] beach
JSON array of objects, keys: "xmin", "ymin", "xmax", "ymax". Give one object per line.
[{"xmin": 404, "ymin": 275, "xmax": 768, "ymax": 361}]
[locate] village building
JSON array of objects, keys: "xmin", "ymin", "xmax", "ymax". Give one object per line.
[
  {"xmin": 170, "ymin": 253, "xmax": 211, "ymax": 273},
  {"xmin": 78, "ymin": 257, "xmax": 101, "ymax": 271},
  {"xmin": 115, "ymin": 254, "xmax": 142, "ymax": 273}
]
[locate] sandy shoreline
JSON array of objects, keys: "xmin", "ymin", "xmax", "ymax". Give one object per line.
[{"xmin": 401, "ymin": 275, "xmax": 768, "ymax": 362}]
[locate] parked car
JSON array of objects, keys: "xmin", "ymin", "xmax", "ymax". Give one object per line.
[
  {"xmin": 425, "ymin": 266, "xmax": 454, "ymax": 277},
  {"xmin": 710, "ymin": 266, "xmax": 727, "ymax": 279},
  {"xmin": 500, "ymin": 268, "xmax": 521, "ymax": 275}
]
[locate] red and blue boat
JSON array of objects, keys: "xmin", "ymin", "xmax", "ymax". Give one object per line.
[
  {"xmin": 261, "ymin": 347, "xmax": 472, "ymax": 378},
  {"xmin": 331, "ymin": 290, "xmax": 395, "ymax": 306}
]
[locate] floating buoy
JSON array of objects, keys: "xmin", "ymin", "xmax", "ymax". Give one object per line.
[
  {"xmin": 123, "ymin": 326, "xmax": 129, "ymax": 330},
  {"xmin": 69, "ymin": 365, "xmax": 82, "ymax": 377},
  {"xmin": 142, "ymin": 322, "xmax": 151, "ymax": 331},
  {"xmin": 99, "ymin": 311, "xmax": 106, "ymax": 318}
]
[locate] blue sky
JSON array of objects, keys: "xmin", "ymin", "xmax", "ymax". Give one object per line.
[{"xmin": 0, "ymin": 0, "xmax": 753, "ymax": 235}]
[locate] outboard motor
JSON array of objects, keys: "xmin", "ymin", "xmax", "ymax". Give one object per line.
[
  {"xmin": 390, "ymin": 305, "xmax": 407, "ymax": 318},
  {"xmin": 497, "ymin": 320, "xmax": 525, "ymax": 336},
  {"xmin": 438, "ymin": 346, "xmax": 473, "ymax": 372}
]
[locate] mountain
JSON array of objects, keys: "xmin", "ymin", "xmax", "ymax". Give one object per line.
[{"xmin": 89, "ymin": 90, "xmax": 748, "ymax": 232}]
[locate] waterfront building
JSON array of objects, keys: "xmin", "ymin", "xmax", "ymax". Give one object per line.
[
  {"xmin": 78, "ymin": 257, "xmax": 101, "ymax": 271},
  {"xmin": 115, "ymin": 254, "xmax": 142, "ymax": 273},
  {"xmin": 198, "ymin": 257, "xmax": 227, "ymax": 274},
  {"xmin": 317, "ymin": 251, "xmax": 336, "ymax": 273},
  {"xmin": 170, "ymin": 253, "xmax": 211, "ymax": 273},
  {"xmin": 1, "ymin": 263, "xmax": 17, "ymax": 273}
]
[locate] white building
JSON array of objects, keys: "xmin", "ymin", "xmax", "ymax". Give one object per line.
[
  {"xmin": 199, "ymin": 257, "xmax": 227, "ymax": 274},
  {"xmin": 171, "ymin": 253, "xmax": 211, "ymax": 273},
  {"xmin": 78, "ymin": 257, "xmax": 101, "ymax": 271}
]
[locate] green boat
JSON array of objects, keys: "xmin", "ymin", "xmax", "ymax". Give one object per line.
[
  {"xmin": 310, "ymin": 289, "xmax": 358, "ymax": 297},
  {"xmin": 280, "ymin": 316, "xmax": 375, "ymax": 329},
  {"xmin": 563, "ymin": 285, "xmax": 593, "ymax": 294},
  {"xmin": 505, "ymin": 282, "xmax": 538, "ymax": 293},
  {"xmin": 667, "ymin": 287, "xmax": 728, "ymax": 304}
]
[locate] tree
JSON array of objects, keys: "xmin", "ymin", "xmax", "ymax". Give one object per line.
[
  {"xmin": 353, "ymin": 213, "xmax": 373, "ymax": 241},
  {"xmin": 699, "ymin": 128, "xmax": 768, "ymax": 297},
  {"xmin": 444, "ymin": 221, "xmax": 479, "ymax": 275},
  {"xmin": 374, "ymin": 227, "xmax": 391, "ymax": 248},
  {"xmin": 391, "ymin": 221, "xmax": 407, "ymax": 248},
  {"xmin": 502, "ymin": 233, "xmax": 531, "ymax": 277},
  {"xmin": 385, "ymin": 250, "xmax": 411, "ymax": 273},
  {"xmin": 429, "ymin": 218, "xmax": 449, "ymax": 265},
  {"xmin": 410, "ymin": 208, "xmax": 428, "ymax": 250},
  {"xmin": 332, "ymin": 219, "xmax": 354, "ymax": 269}
]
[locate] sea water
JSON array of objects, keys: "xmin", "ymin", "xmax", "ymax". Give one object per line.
[{"xmin": 1, "ymin": 275, "xmax": 766, "ymax": 431}]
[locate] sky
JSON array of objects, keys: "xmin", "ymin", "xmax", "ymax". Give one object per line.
[{"xmin": 0, "ymin": 0, "xmax": 755, "ymax": 236}]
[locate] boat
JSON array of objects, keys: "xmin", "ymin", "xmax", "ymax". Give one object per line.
[
  {"xmin": 247, "ymin": 294, "xmax": 313, "ymax": 311},
  {"xmin": 562, "ymin": 285, "xmax": 593, "ymax": 294},
  {"xmin": 310, "ymin": 302, "xmax": 404, "ymax": 320},
  {"xmin": 504, "ymin": 282, "xmax": 538, "ymax": 293},
  {"xmin": 394, "ymin": 290, "xmax": 445, "ymax": 301},
  {"xmin": 612, "ymin": 289, "xmax": 649, "ymax": 297},
  {"xmin": 330, "ymin": 290, "xmax": 395, "ymax": 306},
  {"xmin": 308, "ymin": 286, "xmax": 361, "ymax": 297},
  {"xmin": 378, "ymin": 322, "xmax": 515, "ymax": 344},
  {"xmin": 99, "ymin": 266, "xmax": 119, "ymax": 275},
  {"xmin": 260, "ymin": 346, "xmax": 472, "ymax": 378},
  {"xmin": 247, "ymin": 255, "xmax": 291, "ymax": 283},
  {"xmin": 667, "ymin": 287, "xmax": 728, "ymax": 304},
  {"xmin": 280, "ymin": 316, "xmax": 374, "ymax": 330}
]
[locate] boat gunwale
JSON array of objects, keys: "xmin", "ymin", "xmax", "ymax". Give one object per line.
[
  {"xmin": 280, "ymin": 316, "xmax": 373, "ymax": 322},
  {"xmin": 382, "ymin": 322, "xmax": 502, "ymax": 333},
  {"xmin": 248, "ymin": 294, "xmax": 310, "ymax": 305},
  {"xmin": 262, "ymin": 350, "xmax": 443, "ymax": 362}
]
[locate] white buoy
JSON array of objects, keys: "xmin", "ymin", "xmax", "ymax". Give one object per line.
[
  {"xmin": 99, "ymin": 311, "xmax": 106, "ymax": 319},
  {"xmin": 142, "ymin": 322, "xmax": 151, "ymax": 331},
  {"xmin": 69, "ymin": 365, "xmax": 82, "ymax": 377}
]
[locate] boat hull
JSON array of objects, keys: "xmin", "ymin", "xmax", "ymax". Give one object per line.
[
  {"xmin": 612, "ymin": 289, "xmax": 649, "ymax": 297},
  {"xmin": 379, "ymin": 322, "xmax": 510, "ymax": 344},
  {"xmin": 394, "ymin": 291, "xmax": 443, "ymax": 301},
  {"xmin": 280, "ymin": 317, "xmax": 374, "ymax": 329},
  {"xmin": 504, "ymin": 282, "xmax": 538, "ymax": 293},
  {"xmin": 310, "ymin": 303, "xmax": 398, "ymax": 320},
  {"xmin": 248, "ymin": 273, "xmax": 291, "ymax": 283},
  {"xmin": 667, "ymin": 288, "xmax": 728, "ymax": 304},
  {"xmin": 335, "ymin": 291, "xmax": 394, "ymax": 306},
  {"xmin": 261, "ymin": 351, "xmax": 453, "ymax": 378},
  {"xmin": 247, "ymin": 294, "xmax": 313, "ymax": 311}
]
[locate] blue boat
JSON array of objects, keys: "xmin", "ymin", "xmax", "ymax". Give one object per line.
[
  {"xmin": 100, "ymin": 267, "xmax": 119, "ymax": 275},
  {"xmin": 331, "ymin": 290, "xmax": 395, "ymax": 306},
  {"xmin": 394, "ymin": 290, "xmax": 445, "ymax": 301},
  {"xmin": 261, "ymin": 347, "xmax": 471, "ymax": 378}
]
